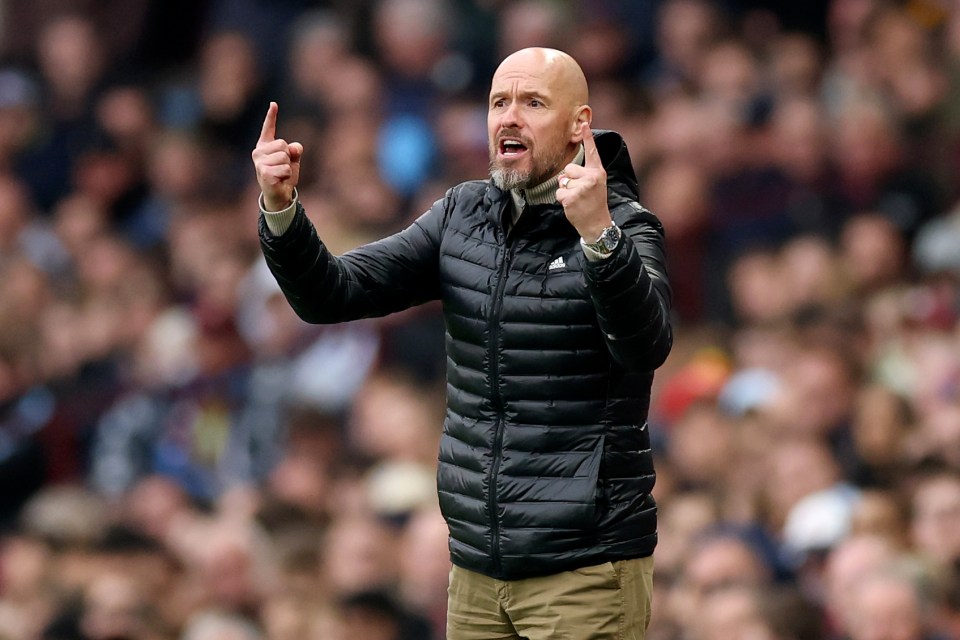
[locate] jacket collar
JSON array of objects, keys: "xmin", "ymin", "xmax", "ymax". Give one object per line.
[{"xmin": 511, "ymin": 143, "xmax": 585, "ymax": 209}]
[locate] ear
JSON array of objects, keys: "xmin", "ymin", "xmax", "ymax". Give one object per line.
[{"xmin": 571, "ymin": 105, "xmax": 592, "ymax": 141}]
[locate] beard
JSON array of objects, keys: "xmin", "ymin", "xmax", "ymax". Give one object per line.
[
  {"xmin": 489, "ymin": 133, "xmax": 568, "ymax": 191},
  {"xmin": 489, "ymin": 165, "xmax": 530, "ymax": 191}
]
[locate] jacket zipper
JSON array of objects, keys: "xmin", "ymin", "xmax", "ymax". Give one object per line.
[{"xmin": 487, "ymin": 230, "xmax": 516, "ymax": 576}]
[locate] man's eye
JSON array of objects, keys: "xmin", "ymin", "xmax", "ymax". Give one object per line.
[{"xmin": 530, "ymin": 100, "xmax": 542, "ymax": 107}]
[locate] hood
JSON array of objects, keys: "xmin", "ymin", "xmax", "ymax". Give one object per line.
[{"xmin": 592, "ymin": 129, "xmax": 640, "ymax": 202}]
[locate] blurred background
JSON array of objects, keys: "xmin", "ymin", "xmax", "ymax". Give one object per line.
[{"xmin": 0, "ymin": 0, "xmax": 958, "ymax": 638}]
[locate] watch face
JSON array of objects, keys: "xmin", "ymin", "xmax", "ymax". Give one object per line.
[{"xmin": 600, "ymin": 226, "xmax": 620, "ymax": 250}]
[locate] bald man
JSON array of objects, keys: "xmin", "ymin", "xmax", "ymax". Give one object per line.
[{"xmin": 254, "ymin": 48, "xmax": 672, "ymax": 639}]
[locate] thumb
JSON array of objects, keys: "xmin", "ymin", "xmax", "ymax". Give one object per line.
[{"xmin": 289, "ymin": 142, "xmax": 304, "ymax": 162}]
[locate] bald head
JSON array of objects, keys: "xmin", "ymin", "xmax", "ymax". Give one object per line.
[
  {"xmin": 493, "ymin": 47, "xmax": 589, "ymax": 107},
  {"xmin": 487, "ymin": 48, "xmax": 592, "ymax": 190}
]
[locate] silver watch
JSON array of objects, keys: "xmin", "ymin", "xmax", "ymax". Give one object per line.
[{"xmin": 582, "ymin": 224, "xmax": 621, "ymax": 256}]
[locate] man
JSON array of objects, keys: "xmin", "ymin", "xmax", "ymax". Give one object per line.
[{"xmin": 253, "ymin": 47, "xmax": 672, "ymax": 639}]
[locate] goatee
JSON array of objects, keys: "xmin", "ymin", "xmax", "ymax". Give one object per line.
[
  {"xmin": 489, "ymin": 165, "xmax": 531, "ymax": 191},
  {"xmin": 488, "ymin": 146, "xmax": 568, "ymax": 192}
]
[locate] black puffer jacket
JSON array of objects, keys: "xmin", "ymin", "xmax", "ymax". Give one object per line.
[{"xmin": 260, "ymin": 130, "xmax": 672, "ymax": 580}]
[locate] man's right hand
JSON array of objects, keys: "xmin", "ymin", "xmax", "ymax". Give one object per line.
[{"xmin": 252, "ymin": 102, "xmax": 303, "ymax": 212}]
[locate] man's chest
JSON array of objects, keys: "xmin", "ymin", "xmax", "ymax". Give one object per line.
[{"xmin": 436, "ymin": 215, "xmax": 592, "ymax": 317}]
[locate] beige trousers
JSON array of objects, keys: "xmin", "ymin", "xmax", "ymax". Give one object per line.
[{"xmin": 446, "ymin": 556, "xmax": 654, "ymax": 640}]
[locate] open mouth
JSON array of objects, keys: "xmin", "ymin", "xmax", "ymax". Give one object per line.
[{"xmin": 498, "ymin": 138, "xmax": 529, "ymax": 158}]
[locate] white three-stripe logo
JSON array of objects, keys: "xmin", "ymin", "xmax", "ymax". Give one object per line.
[{"xmin": 548, "ymin": 256, "xmax": 565, "ymax": 271}]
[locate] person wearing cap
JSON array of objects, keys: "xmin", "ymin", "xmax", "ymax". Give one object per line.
[{"xmin": 253, "ymin": 47, "xmax": 672, "ymax": 639}]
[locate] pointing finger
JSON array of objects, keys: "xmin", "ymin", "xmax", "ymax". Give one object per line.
[
  {"xmin": 259, "ymin": 102, "xmax": 278, "ymax": 143},
  {"xmin": 581, "ymin": 122, "xmax": 602, "ymax": 169}
]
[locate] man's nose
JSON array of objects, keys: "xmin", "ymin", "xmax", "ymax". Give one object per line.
[{"xmin": 500, "ymin": 102, "xmax": 522, "ymax": 128}]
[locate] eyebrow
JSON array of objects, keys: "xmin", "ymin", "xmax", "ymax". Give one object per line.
[{"xmin": 489, "ymin": 89, "xmax": 552, "ymax": 103}]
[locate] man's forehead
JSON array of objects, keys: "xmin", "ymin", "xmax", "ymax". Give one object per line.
[
  {"xmin": 490, "ymin": 70, "xmax": 555, "ymax": 93},
  {"xmin": 489, "ymin": 65, "xmax": 562, "ymax": 96}
]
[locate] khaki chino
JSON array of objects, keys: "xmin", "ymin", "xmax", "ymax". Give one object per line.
[{"xmin": 447, "ymin": 556, "xmax": 654, "ymax": 640}]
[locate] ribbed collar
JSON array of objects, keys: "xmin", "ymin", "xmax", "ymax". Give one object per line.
[{"xmin": 509, "ymin": 144, "xmax": 585, "ymax": 223}]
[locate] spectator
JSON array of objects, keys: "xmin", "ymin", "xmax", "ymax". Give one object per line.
[{"xmin": 846, "ymin": 565, "xmax": 943, "ymax": 640}]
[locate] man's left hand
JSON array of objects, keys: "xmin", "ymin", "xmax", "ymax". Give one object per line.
[{"xmin": 557, "ymin": 123, "xmax": 613, "ymax": 241}]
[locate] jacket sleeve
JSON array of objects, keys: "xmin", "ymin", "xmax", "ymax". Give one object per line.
[
  {"xmin": 583, "ymin": 202, "xmax": 673, "ymax": 372},
  {"xmin": 258, "ymin": 193, "xmax": 446, "ymax": 324}
]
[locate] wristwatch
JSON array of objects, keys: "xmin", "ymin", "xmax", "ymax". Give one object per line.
[{"xmin": 581, "ymin": 224, "xmax": 622, "ymax": 257}]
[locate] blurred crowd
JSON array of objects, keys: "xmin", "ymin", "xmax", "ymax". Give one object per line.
[{"xmin": 0, "ymin": 0, "xmax": 959, "ymax": 638}]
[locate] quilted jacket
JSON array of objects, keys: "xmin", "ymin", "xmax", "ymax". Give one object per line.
[{"xmin": 259, "ymin": 130, "xmax": 672, "ymax": 579}]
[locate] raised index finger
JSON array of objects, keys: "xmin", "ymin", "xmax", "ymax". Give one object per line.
[
  {"xmin": 581, "ymin": 122, "xmax": 602, "ymax": 169},
  {"xmin": 259, "ymin": 102, "xmax": 278, "ymax": 143}
]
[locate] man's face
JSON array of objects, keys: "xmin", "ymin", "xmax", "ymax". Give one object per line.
[{"xmin": 487, "ymin": 60, "xmax": 578, "ymax": 190}]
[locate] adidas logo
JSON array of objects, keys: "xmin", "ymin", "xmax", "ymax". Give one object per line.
[{"xmin": 548, "ymin": 256, "xmax": 565, "ymax": 271}]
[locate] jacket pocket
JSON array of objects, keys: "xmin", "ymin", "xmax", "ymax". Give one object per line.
[{"xmin": 499, "ymin": 435, "xmax": 605, "ymax": 531}]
